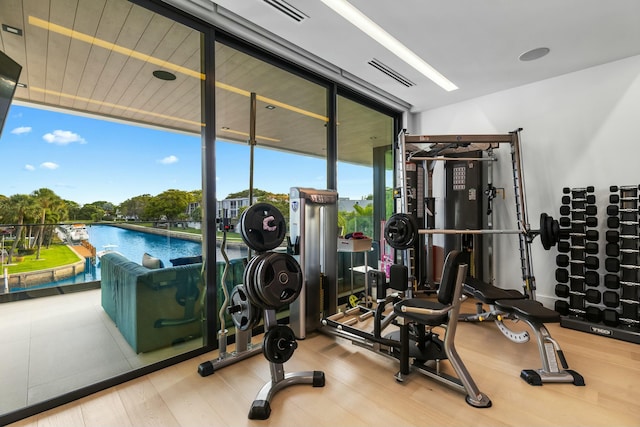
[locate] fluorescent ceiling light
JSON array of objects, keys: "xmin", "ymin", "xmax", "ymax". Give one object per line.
[{"xmin": 319, "ymin": 0, "xmax": 458, "ymax": 92}]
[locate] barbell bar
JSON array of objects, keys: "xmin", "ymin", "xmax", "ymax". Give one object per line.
[{"xmin": 384, "ymin": 212, "xmax": 560, "ymax": 250}]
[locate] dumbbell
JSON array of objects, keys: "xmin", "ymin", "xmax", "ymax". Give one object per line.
[
  {"xmin": 557, "ymin": 241, "xmax": 599, "ymax": 256},
  {"xmin": 561, "ymin": 195, "xmax": 597, "ymax": 206},
  {"xmin": 605, "ymin": 258, "xmax": 640, "ymax": 272},
  {"xmin": 554, "ymin": 300, "xmax": 602, "ymax": 322},
  {"xmin": 602, "ymin": 309, "xmax": 620, "ymax": 326},
  {"xmin": 604, "ymin": 274, "xmax": 620, "ymax": 289},
  {"xmin": 563, "ymin": 186, "xmax": 595, "ymax": 194},
  {"xmin": 607, "ymin": 217, "xmax": 640, "ymax": 228},
  {"xmin": 603, "ymin": 291, "xmax": 620, "ymax": 307},
  {"xmin": 610, "ymin": 185, "xmax": 640, "ymax": 193},
  {"xmin": 609, "ymin": 194, "xmax": 640, "ymax": 204},
  {"xmin": 606, "ymin": 205, "xmax": 639, "ymax": 216},
  {"xmin": 559, "ymin": 216, "xmax": 597, "ymax": 228},
  {"xmin": 559, "ymin": 205, "xmax": 598, "ymax": 216},
  {"xmin": 557, "ymin": 229, "xmax": 599, "ymax": 241},
  {"xmin": 555, "ymin": 284, "xmax": 601, "ymax": 304},
  {"xmin": 605, "ymin": 243, "xmax": 640, "ymax": 257},
  {"xmin": 555, "ymin": 254, "xmax": 599, "ymax": 270},
  {"xmin": 555, "ymin": 268, "xmax": 599, "ymax": 286},
  {"xmin": 621, "ymin": 299, "xmax": 640, "ymax": 324},
  {"xmin": 605, "ymin": 230, "xmax": 639, "ymax": 243}
]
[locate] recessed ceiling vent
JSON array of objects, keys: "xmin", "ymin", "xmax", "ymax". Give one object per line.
[
  {"xmin": 368, "ymin": 58, "xmax": 415, "ymax": 87},
  {"xmin": 263, "ymin": 0, "xmax": 309, "ymax": 23}
]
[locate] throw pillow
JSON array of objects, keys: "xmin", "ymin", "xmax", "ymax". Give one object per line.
[{"xmin": 142, "ymin": 252, "xmax": 164, "ymax": 269}]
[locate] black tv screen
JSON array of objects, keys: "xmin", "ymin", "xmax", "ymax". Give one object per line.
[{"xmin": 0, "ymin": 50, "xmax": 22, "ymax": 139}]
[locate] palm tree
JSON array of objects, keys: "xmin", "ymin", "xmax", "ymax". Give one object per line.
[
  {"xmin": 31, "ymin": 188, "xmax": 64, "ymax": 260},
  {"xmin": 351, "ymin": 203, "xmax": 374, "ymax": 237},
  {"xmin": 3, "ymin": 194, "xmax": 36, "ymax": 263}
]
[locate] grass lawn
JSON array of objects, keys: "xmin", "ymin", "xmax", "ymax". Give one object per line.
[{"xmin": 3, "ymin": 245, "xmax": 81, "ymax": 274}]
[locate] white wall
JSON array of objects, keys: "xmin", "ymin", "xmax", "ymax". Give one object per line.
[{"xmin": 414, "ymin": 54, "xmax": 640, "ymax": 307}]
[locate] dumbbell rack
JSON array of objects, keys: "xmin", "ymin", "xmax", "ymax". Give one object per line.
[
  {"xmin": 601, "ymin": 186, "xmax": 640, "ymax": 342},
  {"xmin": 554, "ymin": 187, "xmax": 602, "ymax": 326},
  {"xmin": 556, "ymin": 185, "xmax": 640, "ymax": 344}
]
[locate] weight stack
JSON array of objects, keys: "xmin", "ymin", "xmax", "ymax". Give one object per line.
[{"xmin": 554, "ymin": 186, "xmax": 601, "ymax": 326}]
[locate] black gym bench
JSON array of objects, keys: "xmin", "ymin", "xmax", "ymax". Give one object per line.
[{"xmin": 461, "ymin": 277, "xmax": 585, "ymax": 386}]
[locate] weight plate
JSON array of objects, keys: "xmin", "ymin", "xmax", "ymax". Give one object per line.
[
  {"xmin": 384, "ymin": 213, "xmax": 418, "ymax": 250},
  {"xmin": 243, "ymin": 255, "xmax": 265, "ymax": 309},
  {"xmin": 255, "ymin": 252, "xmax": 303, "ymax": 309},
  {"xmin": 240, "ymin": 203, "xmax": 286, "ymax": 252},
  {"xmin": 540, "ymin": 213, "xmax": 552, "ymax": 250},
  {"xmin": 228, "ymin": 285, "xmax": 256, "ymax": 331},
  {"xmin": 263, "ymin": 325, "xmax": 298, "ymax": 364}
]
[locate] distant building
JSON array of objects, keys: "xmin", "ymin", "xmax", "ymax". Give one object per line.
[
  {"xmin": 187, "ymin": 196, "xmax": 369, "ymax": 223},
  {"xmin": 217, "ymin": 196, "xmax": 258, "ymax": 219}
]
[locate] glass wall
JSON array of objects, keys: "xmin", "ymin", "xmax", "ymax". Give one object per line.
[
  {"xmin": 0, "ymin": 0, "xmax": 401, "ymax": 422},
  {"xmin": 0, "ymin": 0, "xmax": 204, "ymax": 418},
  {"xmin": 336, "ymin": 95, "xmax": 395, "ymax": 300}
]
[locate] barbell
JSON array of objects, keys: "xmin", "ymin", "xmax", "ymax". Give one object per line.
[{"xmin": 384, "ymin": 212, "xmax": 560, "ymax": 250}]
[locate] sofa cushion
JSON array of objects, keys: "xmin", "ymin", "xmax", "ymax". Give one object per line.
[
  {"xmin": 142, "ymin": 252, "xmax": 164, "ymax": 269},
  {"xmin": 170, "ymin": 255, "xmax": 202, "ymax": 266}
]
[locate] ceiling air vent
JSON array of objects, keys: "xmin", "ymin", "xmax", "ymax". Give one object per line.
[
  {"xmin": 263, "ymin": 0, "xmax": 309, "ymax": 23},
  {"xmin": 368, "ymin": 59, "xmax": 415, "ymax": 88}
]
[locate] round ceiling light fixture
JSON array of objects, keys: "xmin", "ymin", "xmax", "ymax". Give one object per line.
[
  {"xmin": 152, "ymin": 70, "xmax": 177, "ymax": 81},
  {"xmin": 519, "ymin": 47, "xmax": 550, "ymax": 62}
]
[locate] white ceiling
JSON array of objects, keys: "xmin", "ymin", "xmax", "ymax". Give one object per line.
[{"xmin": 210, "ymin": 0, "xmax": 640, "ymax": 112}]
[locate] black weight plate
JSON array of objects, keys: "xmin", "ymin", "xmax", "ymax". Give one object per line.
[
  {"xmin": 540, "ymin": 213, "xmax": 551, "ymax": 250},
  {"xmin": 243, "ymin": 255, "xmax": 265, "ymax": 308},
  {"xmin": 263, "ymin": 325, "xmax": 297, "ymax": 364},
  {"xmin": 256, "ymin": 252, "xmax": 303, "ymax": 309},
  {"xmin": 228, "ymin": 285, "xmax": 256, "ymax": 331},
  {"xmin": 384, "ymin": 213, "xmax": 417, "ymax": 250},
  {"xmin": 240, "ymin": 203, "xmax": 286, "ymax": 252}
]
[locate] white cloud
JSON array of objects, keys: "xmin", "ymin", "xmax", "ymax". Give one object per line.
[
  {"xmin": 40, "ymin": 162, "xmax": 60, "ymax": 170},
  {"xmin": 159, "ymin": 155, "xmax": 178, "ymax": 164},
  {"xmin": 42, "ymin": 130, "xmax": 87, "ymax": 145},
  {"xmin": 24, "ymin": 164, "xmax": 35, "ymax": 171},
  {"xmin": 11, "ymin": 126, "xmax": 32, "ymax": 135}
]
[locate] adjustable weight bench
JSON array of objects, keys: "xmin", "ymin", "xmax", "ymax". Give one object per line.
[{"xmin": 462, "ymin": 277, "xmax": 584, "ymax": 386}]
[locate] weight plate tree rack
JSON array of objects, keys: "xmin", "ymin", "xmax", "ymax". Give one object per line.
[
  {"xmin": 558, "ymin": 185, "xmax": 640, "ymax": 344},
  {"xmin": 554, "ymin": 187, "xmax": 602, "ymax": 325},
  {"xmin": 235, "ymin": 203, "xmax": 326, "ymax": 420}
]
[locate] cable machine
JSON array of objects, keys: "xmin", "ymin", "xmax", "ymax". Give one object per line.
[{"xmin": 393, "ymin": 129, "xmax": 537, "ymax": 297}]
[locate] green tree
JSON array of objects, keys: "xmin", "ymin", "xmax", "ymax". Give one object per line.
[
  {"xmin": 78, "ymin": 203, "xmax": 106, "ymax": 222},
  {"xmin": 144, "ymin": 189, "xmax": 195, "ymax": 221},
  {"xmin": 64, "ymin": 200, "xmax": 81, "ymax": 221},
  {"xmin": 1, "ymin": 194, "xmax": 36, "ymax": 263},
  {"xmin": 119, "ymin": 194, "xmax": 152, "ymax": 220},
  {"xmin": 31, "ymin": 188, "xmax": 65, "ymax": 259}
]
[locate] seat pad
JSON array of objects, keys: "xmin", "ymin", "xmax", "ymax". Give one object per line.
[
  {"xmin": 463, "ymin": 277, "xmax": 525, "ymax": 303},
  {"xmin": 495, "ymin": 299, "xmax": 561, "ymax": 323}
]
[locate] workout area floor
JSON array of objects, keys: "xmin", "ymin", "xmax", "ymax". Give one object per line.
[{"xmin": 7, "ymin": 299, "xmax": 639, "ymax": 427}]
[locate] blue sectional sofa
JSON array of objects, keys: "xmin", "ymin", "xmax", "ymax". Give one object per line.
[
  {"xmin": 100, "ymin": 252, "xmax": 246, "ymax": 353},
  {"xmin": 100, "ymin": 252, "xmax": 205, "ymax": 353}
]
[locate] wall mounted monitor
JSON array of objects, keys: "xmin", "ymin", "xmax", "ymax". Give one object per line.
[{"xmin": 0, "ymin": 50, "xmax": 22, "ymax": 139}]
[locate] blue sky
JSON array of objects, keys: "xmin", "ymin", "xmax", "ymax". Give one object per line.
[{"xmin": 1, "ymin": 104, "xmax": 373, "ymax": 206}]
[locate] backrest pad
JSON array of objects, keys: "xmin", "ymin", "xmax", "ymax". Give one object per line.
[{"xmin": 438, "ymin": 250, "xmax": 464, "ymax": 305}]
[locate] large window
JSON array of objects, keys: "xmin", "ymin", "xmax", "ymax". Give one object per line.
[
  {"xmin": 213, "ymin": 40, "xmax": 328, "ymax": 252},
  {"xmin": 0, "ymin": 0, "xmax": 204, "ymax": 418},
  {"xmin": 336, "ymin": 95, "xmax": 395, "ymax": 298},
  {"xmin": 0, "ymin": 0, "xmax": 401, "ymax": 423}
]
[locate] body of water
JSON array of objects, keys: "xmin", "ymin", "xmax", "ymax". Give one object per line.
[{"xmin": 13, "ymin": 225, "xmax": 247, "ymax": 291}]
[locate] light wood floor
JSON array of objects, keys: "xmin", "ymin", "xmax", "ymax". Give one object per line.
[{"xmin": 8, "ymin": 300, "xmax": 640, "ymax": 427}]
